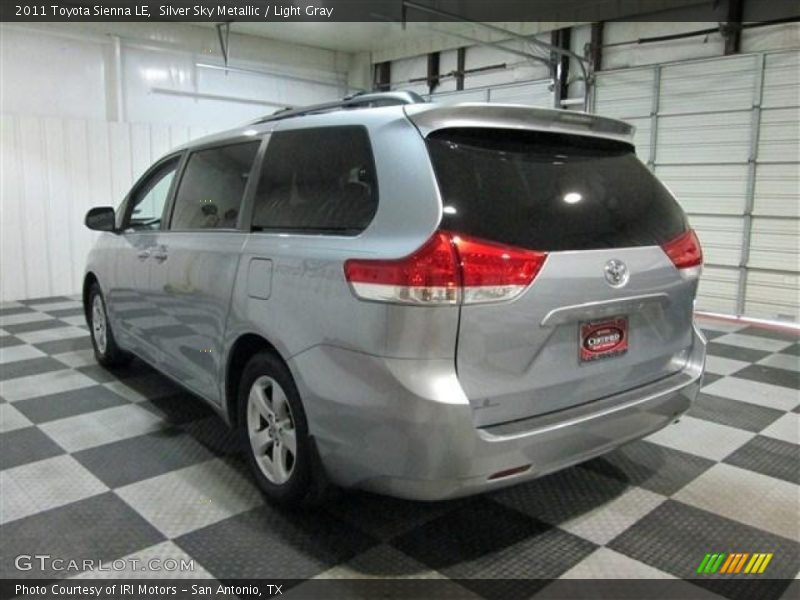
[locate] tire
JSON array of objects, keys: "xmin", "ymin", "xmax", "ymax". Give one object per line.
[
  {"xmin": 87, "ymin": 283, "xmax": 133, "ymax": 367},
  {"xmin": 238, "ymin": 351, "xmax": 324, "ymax": 506}
]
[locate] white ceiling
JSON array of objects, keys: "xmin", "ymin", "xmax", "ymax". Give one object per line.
[{"xmin": 206, "ymin": 22, "xmax": 567, "ymax": 60}]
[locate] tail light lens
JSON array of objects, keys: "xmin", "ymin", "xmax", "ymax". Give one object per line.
[
  {"xmin": 662, "ymin": 229, "xmax": 703, "ymax": 280},
  {"xmin": 344, "ymin": 231, "xmax": 547, "ymax": 305}
]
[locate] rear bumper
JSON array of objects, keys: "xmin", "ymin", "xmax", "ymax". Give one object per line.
[{"xmin": 290, "ymin": 325, "xmax": 706, "ymax": 501}]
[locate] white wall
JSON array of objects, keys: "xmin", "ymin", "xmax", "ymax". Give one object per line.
[{"xmin": 0, "ymin": 22, "xmax": 348, "ymax": 302}]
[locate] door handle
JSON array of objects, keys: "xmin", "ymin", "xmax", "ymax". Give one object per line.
[
  {"xmin": 152, "ymin": 250, "xmax": 168, "ymax": 263},
  {"xmin": 136, "ymin": 250, "xmax": 151, "ymax": 260}
]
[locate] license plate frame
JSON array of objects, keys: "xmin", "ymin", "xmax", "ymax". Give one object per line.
[{"xmin": 579, "ymin": 316, "xmax": 629, "ymax": 363}]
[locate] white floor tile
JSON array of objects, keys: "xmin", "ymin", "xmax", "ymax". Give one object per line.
[
  {"xmin": 560, "ymin": 548, "xmax": 675, "ymax": 579},
  {"xmin": 28, "ymin": 300, "xmax": 82, "ymax": 312},
  {"xmin": 116, "ymin": 458, "xmax": 264, "ymax": 539},
  {"xmin": 0, "ymin": 344, "xmax": 46, "ymax": 364},
  {"xmin": 0, "ymin": 312, "xmax": 52, "ymax": 326},
  {"xmin": 52, "ymin": 349, "xmax": 97, "ymax": 368},
  {"xmin": 674, "ymin": 463, "xmax": 800, "ymax": 541},
  {"xmin": 0, "ymin": 403, "xmax": 33, "ymax": 433},
  {"xmin": 712, "ymin": 333, "xmax": 792, "ymax": 353},
  {"xmin": 16, "ymin": 326, "xmax": 88, "ymax": 344},
  {"xmin": 760, "ymin": 413, "xmax": 800, "ymax": 444},
  {"xmin": 0, "ymin": 328, "xmax": 9, "ymax": 337},
  {"xmin": 39, "ymin": 404, "xmax": 166, "ymax": 452},
  {"xmin": 0, "ymin": 455, "xmax": 108, "ymax": 525},
  {"xmin": 646, "ymin": 416, "xmax": 755, "ymax": 461},
  {"xmin": 705, "ymin": 355, "xmax": 749, "ymax": 376},
  {"xmin": 758, "ymin": 353, "xmax": 800, "ymax": 373},
  {"xmin": 558, "ymin": 486, "xmax": 666, "ymax": 546},
  {"xmin": 702, "ymin": 377, "xmax": 799, "ymax": 412},
  {"xmin": 0, "ymin": 302, "xmax": 24, "ymax": 310},
  {"xmin": 59, "ymin": 315, "xmax": 89, "ymax": 327},
  {"xmin": 0, "ymin": 369, "xmax": 96, "ymax": 402}
]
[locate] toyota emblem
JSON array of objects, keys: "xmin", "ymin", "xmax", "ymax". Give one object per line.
[{"xmin": 604, "ymin": 259, "xmax": 629, "ymax": 288}]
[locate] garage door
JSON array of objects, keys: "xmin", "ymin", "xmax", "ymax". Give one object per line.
[
  {"xmin": 428, "ymin": 79, "xmax": 554, "ymax": 108},
  {"xmin": 593, "ymin": 50, "xmax": 799, "ymax": 321}
]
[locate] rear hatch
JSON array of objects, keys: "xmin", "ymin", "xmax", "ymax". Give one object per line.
[{"xmin": 426, "ymin": 127, "xmax": 701, "ymax": 427}]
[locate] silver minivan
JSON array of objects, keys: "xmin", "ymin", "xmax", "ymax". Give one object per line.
[{"xmin": 83, "ymin": 92, "xmax": 706, "ymax": 504}]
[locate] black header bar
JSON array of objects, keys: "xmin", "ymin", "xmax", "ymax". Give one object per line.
[{"xmin": 1, "ymin": 0, "xmax": 798, "ymax": 23}]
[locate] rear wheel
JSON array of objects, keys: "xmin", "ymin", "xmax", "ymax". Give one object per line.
[
  {"xmin": 88, "ymin": 283, "xmax": 132, "ymax": 367},
  {"xmin": 238, "ymin": 352, "xmax": 323, "ymax": 506}
]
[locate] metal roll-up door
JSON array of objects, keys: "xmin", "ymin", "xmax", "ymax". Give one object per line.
[
  {"xmin": 428, "ymin": 78, "xmax": 554, "ymax": 109},
  {"xmin": 746, "ymin": 51, "xmax": 799, "ymax": 320},
  {"xmin": 593, "ymin": 50, "xmax": 799, "ymax": 321}
]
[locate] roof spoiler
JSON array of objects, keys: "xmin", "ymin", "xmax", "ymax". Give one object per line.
[{"xmin": 405, "ymin": 103, "xmax": 636, "ymax": 145}]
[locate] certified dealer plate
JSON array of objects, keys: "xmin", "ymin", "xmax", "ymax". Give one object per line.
[{"xmin": 580, "ymin": 316, "xmax": 628, "ymax": 362}]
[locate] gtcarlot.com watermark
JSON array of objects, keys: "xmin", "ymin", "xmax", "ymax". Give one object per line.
[{"xmin": 15, "ymin": 553, "xmax": 195, "ymax": 573}]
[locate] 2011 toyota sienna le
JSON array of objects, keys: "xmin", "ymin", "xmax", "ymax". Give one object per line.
[{"xmin": 83, "ymin": 91, "xmax": 706, "ymax": 504}]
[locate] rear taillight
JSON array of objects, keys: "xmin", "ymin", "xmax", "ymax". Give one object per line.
[
  {"xmin": 344, "ymin": 231, "xmax": 547, "ymax": 305},
  {"xmin": 662, "ymin": 229, "xmax": 703, "ymax": 280}
]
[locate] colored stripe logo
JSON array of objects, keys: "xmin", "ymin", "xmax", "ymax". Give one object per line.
[{"xmin": 696, "ymin": 553, "xmax": 773, "ymax": 574}]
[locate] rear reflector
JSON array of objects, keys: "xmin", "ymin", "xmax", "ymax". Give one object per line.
[
  {"xmin": 344, "ymin": 231, "xmax": 547, "ymax": 305},
  {"xmin": 488, "ymin": 464, "xmax": 532, "ymax": 481},
  {"xmin": 662, "ymin": 229, "xmax": 703, "ymax": 280}
]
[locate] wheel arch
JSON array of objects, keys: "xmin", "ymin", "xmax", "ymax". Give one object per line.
[
  {"xmin": 225, "ymin": 333, "xmax": 290, "ymax": 428},
  {"xmin": 82, "ymin": 272, "xmax": 99, "ymax": 323}
]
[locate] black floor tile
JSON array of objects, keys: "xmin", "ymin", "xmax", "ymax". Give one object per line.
[
  {"xmin": 33, "ymin": 336, "xmax": 92, "ymax": 355},
  {"xmin": 701, "ymin": 372, "xmax": 724, "ymax": 387},
  {"xmin": 609, "ymin": 500, "xmax": 799, "ymax": 599},
  {"xmin": 0, "ymin": 336, "xmax": 25, "ymax": 349},
  {"xmin": 780, "ymin": 343, "xmax": 800, "ymax": 357},
  {"xmin": 73, "ymin": 428, "xmax": 215, "ymax": 488},
  {"xmin": 2, "ymin": 319, "xmax": 64, "ymax": 335},
  {"xmin": 0, "ymin": 492, "xmax": 165, "ymax": 578},
  {"xmin": 13, "ymin": 385, "xmax": 129, "ymax": 424},
  {"xmin": 76, "ymin": 364, "xmax": 119, "ymax": 384},
  {"xmin": 0, "ymin": 426, "xmax": 66, "ymax": 470},
  {"xmin": 0, "ymin": 356, "xmax": 65, "ymax": 381},
  {"xmin": 732, "ymin": 364, "xmax": 800, "ymax": 391},
  {"xmin": 0, "ymin": 306, "xmax": 34, "ymax": 317},
  {"xmin": 688, "ymin": 392, "xmax": 785, "ymax": 433},
  {"xmin": 140, "ymin": 392, "xmax": 215, "ymax": 425},
  {"xmin": 581, "ymin": 440, "xmax": 715, "ymax": 497},
  {"xmin": 176, "ymin": 504, "xmax": 377, "ymax": 580},
  {"xmin": 738, "ymin": 326, "xmax": 800, "ymax": 343},
  {"xmin": 706, "ymin": 342, "xmax": 771, "ymax": 364},
  {"xmin": 18, "ymin": 295, "xmax": 73, "ymax": 305},
  {"xmin": 323, "ymin": 489, "xmax": 460, "ymax": 541},
  {"xmin": 392, "ymin": 498, "xmax": 596, "ymax": 597},
  {"xmin": 44, "ymin": 307, "xmax": 85, "ymax": 318},
  {"xmin": 489, "ymin": 465, "xmax": 630, "ymax": 526},
  {"xmin": 723, "ymin": 435, "xmax": 800, "ymax": 485},
  {"xmin": 179, "ymin": 415, "xmax": 244, "ymax": 456}
]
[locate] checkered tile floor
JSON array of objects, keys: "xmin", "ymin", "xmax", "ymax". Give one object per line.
[{"xmin": 1, "ymin": 296, "xmax": 798, "ymax": 597}]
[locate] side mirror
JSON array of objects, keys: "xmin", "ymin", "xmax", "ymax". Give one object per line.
[{"xmin": 85, "ymin": 206, "xmax": 116, "ymax": 232}]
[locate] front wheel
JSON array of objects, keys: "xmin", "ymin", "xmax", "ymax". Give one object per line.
[
  {"xmin": 88, "ymin": 284, "xmax": 132, "ymax": 367},
  {"xmin": 238, "ymin": 352, "xmax": 323, "ymax": 506}
]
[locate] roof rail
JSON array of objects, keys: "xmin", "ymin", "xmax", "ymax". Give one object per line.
[{"xmin": 251, "ymin": 90, "xmax": 426, "ymax": 124}]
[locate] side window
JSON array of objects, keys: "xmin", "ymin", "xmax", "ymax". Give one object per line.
[
  {"xmin": 169, "ymin": 141, "xmax": 260, "ymax": 230},
  {"xmin": 252, "ymin": 126, "xmax": 378, "ymax": 234},
  {"xmin": 123, "ymin": 158, "xmax": 179, "ymax": 231}
]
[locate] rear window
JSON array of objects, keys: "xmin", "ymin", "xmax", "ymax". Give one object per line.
[
  {"xmin": 426, "ymin": 128, "xmax": 687, "ymax": 250},
  {"xmin": 251, "ymin": 126, "xmax": 378, "ymax": 235}
]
